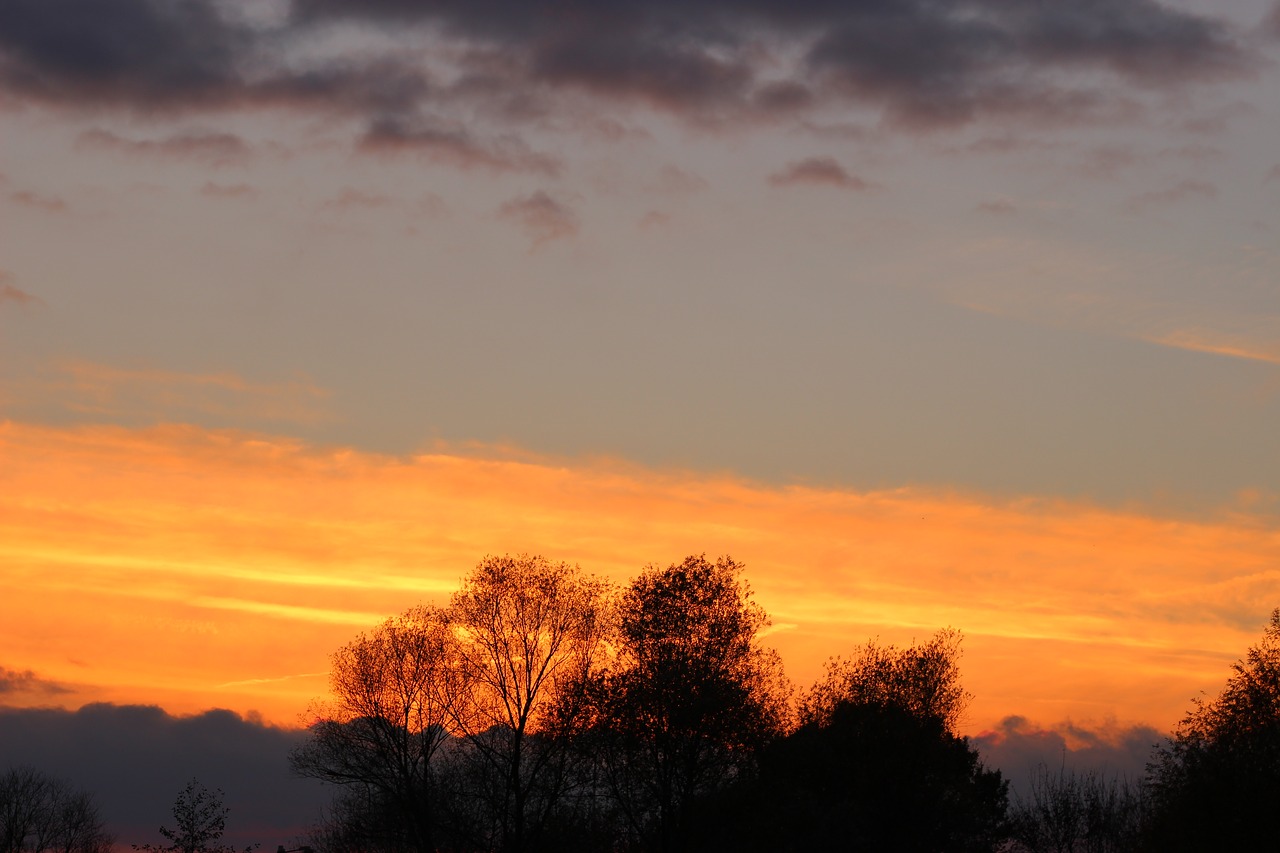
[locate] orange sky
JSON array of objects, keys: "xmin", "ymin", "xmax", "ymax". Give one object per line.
[{"xmin": 2, "ymin": 418, "xmax": 1277, "ymax": 735}]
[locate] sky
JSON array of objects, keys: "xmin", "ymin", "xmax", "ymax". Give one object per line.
[{"xmin": 2, "ymin": 0, "xmax": 1280, "ymax": 841}]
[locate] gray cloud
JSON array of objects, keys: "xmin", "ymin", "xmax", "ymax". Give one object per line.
[
  {"xmin": 0, "ymin": 0, "xmax": 1258, "ymax": 134},
  {"xmin": 0, "ymin": 667, "xmax": 71, "ymax": 695},
  {"xmin": 358, "ymin": 117, "xmax": 561, "ymax": 176},
  {"xmin": 973, "ymin": 716, "xmax": 1163, "ymax": 800},
  {"xmin": 77, "ymin": 128, "xmax": 255, "ymax": 167},
  {"xmin": 0, "ymin": 704, "xmax": 329, "ymax": 849}
]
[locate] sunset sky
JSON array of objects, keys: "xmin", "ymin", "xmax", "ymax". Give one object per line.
[{"xmin": 3, "ymin": 0, "xmax": 1280, "ymax": 833}]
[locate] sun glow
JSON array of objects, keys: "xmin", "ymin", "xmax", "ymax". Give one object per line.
[{"xmin": 2, "ymin": 420, "xmax": 1276, "ymax": 732}]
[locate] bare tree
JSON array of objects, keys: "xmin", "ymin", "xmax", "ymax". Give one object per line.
[
  {"xmin": 291, "ymin": 605, "xmax": 461, "ymax": 853},
  {"xmin": 1006, "ymin": 764, "xmax": 1146, "ymax": 853},
  {"xmin": 449, "ymin": 554, "xmax": 611, "ymax": 853},
  {"xmin": 0, "ymin": 767, "xmax": 112, "ymax": 853},
  {"xmin": 133, "ymin": 779, "xmax": 252, "ymax": 853}
]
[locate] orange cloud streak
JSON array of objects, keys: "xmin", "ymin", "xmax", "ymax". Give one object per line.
[{"xmin": 2, "ymin": 420, "xmax": 1277, "ymax": 733}]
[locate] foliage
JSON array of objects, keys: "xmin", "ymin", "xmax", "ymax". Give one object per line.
[
  {"xmin": 1143, "ymin": 607, "xmax": 1280, "ymax": 850},
  {"xmin": 800, "ymin": 628, "xmax": 971, "ymax": 732},
  {"xmin": 0, "ymin": 766, "xmax": 113, "ymax": 853},
  {"xmin": 1005, "ymin": 764, "xmax": 1146, "ymax": 853},
  {"xmin": 694, "ymin": 702, "xmax": 1007, "ymax": 853},
  {"xmin": 691, "ymin": 628, "xmax": 1005, "ymax": 853},
  {"xmin": 133, "ymin": 779, "xmax": 253, "ymax": 853},
  {"xmin": 586, "ymin": 555, "xmax": 790, "ymax": 853}
]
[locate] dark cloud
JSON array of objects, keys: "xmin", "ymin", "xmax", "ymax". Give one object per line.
[
  {"xmin": 0, "ymin": 667, "xmax": 70, "ymax": 694},
  {"xmin": 0, "ymin": 0, "xmax": 1256, "ymax": 133},
  {"xmin": 768, "ymin": 156, "xmax": 870, "ymax": 190},
  {"xmin": 0, "ymin": 704, "xmax": 328, "ymax": 848},
  {"xmin": 77, "ymin": 128, "xmax": 254, "ymax": 167},
  {"xmin": 0, "ymin": 0, "xmax": 426, "ymax": 114},
  {"xmin": 974, "ymin": 716, "xmax": 1163, "ymax": 799},
  {"xmin": 496, "ymin": 190, "xmax": 578, "ymax": 248}
]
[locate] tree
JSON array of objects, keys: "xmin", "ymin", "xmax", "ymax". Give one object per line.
[
  {"xmin": 1006, "ymin": 764, "xmax": 1146, "ymax": 853},
  {"xmin": 1143, "ymin": 607, "xmax": 1280, "ymax": 850},
  {"xmin": 586, "ymin": 555, "xmax": 789, "ymax": 853},
  {"xmin": 291, "ymin": 605, "xmax": 460, "ymax": 853},
  {"xmin": 799, "ymin": 628, "xmax": 971, "ymax": 731},
  {"xmin": 700, "ymin": 630, "xmax": 1006, "ymax": 852},
  {"xmin": 133, "ymin": 779, "xmax": 252, "ymax": 853},
  {"xmin": 0, "ymin": 766, "xmax": 112, "ymax": 853},
  {"xmin": 448, "ymin": 554, "xmax": 611, "ymax": 853}
]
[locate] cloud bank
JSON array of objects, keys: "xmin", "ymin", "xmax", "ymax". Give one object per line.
[
  {"xmin": 0, "ymin": 0, "xmax": 1257, "ymax": 134},
  {"xmin": 0, "ymin": 704, "xmax": 328, "ymax": 848}
]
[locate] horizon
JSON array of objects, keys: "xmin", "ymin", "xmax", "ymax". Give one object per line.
[{"xmin": 3, "ymin": 0, "xmax": 1279, "ymax": 846}]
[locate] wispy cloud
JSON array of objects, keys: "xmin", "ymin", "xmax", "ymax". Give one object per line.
[
  {"xmin": 78, "ymin": 128, "xmax": 255, "ymax": 167},
  {"xmin": 200, "ymin": 181, "xmax": 257, "ymax": 200},
  {"xmin": 0, "ymin": 666, "xmax": 72, "ymax": 695},
  {"xmin": 2, "ymin": 420, "xmax": 1277, "ymax": 729},
  {"xmin": 1123, "ymin": 179, "xmax": 1218, "ymax": 213},
  {"xmin": 768, "ymin": 157, "xmax": 871, "ymax": 191},
  {"xmin": 1143, "ymin": 329, "xmax": 1280, "ymax": 366},
  {"xmin": 497, "ymin": 190, "xmax": 578, "ymax": 249},
  {"xmin": 0, "ymin": 273, "xmax": 40, "ymax": 307},
  {"xmin": 215, "ymin": 672, "xmax": 328, "ymax": 689},
  {"xmin": 9, "ymin": 190, "xmax": 69, "ymax": 214},
  {"xmin": 3, "ymin": 360, "xmax": 333, "ymax": 426}
]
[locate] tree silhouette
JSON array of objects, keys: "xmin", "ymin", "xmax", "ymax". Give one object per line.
[
  {"xmin": 1006, "ymin": 763, "xmax": 1146, "ymax": 853},
  {"xmin": 0, "ymin": 766, "xmax": 112, "ymax": 853},
  {"xmin": 586, "ymin": 555, "xmax": 790, "ymax": 853},
  {"xmin": 448, "ymin": 554, "xmax": 611, "ymax": 853},
  {"xmin": 291, "ymin": 605, "xmax": 461, "ymax": 853},
  {"xmin": 133, "ymin": 779, "xmax": 253, "ymax": 853},
  {"xmin": 1143, "ymin": 607, "xmax": 1280, "ymax": 850},
  {"xmin": 692, "ymin": 630, "xmax": 1006, "ymax": 853},
  {"xmin": 800, "ymin": 628, "xmax": 971, "ymax": 731}
]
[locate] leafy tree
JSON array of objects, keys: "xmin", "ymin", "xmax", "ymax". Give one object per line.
[
  {"xmin": 697, "ymin": 630, "xmax": 1006, "ymax": 853},
  {"xmin": 448, "ymin": 554, "xmax": 611, "ymax": 853},
  {"xmin": 133, "ymin": 779, "xmax": 253, "ymax": 853},
  {"xmin": 586, "ymin": 555, "xmax": 790, "ymax": 853},
  {"xmin": 800, "ymin": 628, "xmax": 970, "ymax": 731},
  {"xmin": 0, "ymin": 766, "xmax": 112, "ymax": 853},
  {"xmin": 291, "ymin": 605, "xmax": 461, "ymax": 853},
  {"xmin": 1143, "ymin": 607, "xmax": 1280, "ymax": 850}
]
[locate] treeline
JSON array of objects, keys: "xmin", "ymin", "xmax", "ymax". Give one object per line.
[
  {"xmin": 285, "ymin": 553, "xmax": 1280, "ymax": 853},
  {"xmin": 4, "ymin": 554, "xmax": 1278, "ymax": 853}
]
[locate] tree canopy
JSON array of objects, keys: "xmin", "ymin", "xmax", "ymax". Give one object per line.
[{"xmin": 1143, "ymin": 608, "xmax": 1280, "ymax": 850}]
